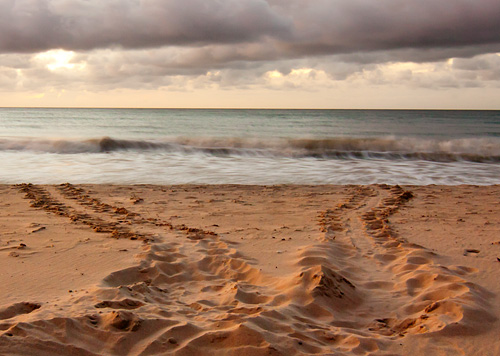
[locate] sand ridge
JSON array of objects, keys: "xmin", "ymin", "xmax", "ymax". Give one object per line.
[{"xmin": 0, "ymin": 184, "xmax": 498, "ymax": 355}]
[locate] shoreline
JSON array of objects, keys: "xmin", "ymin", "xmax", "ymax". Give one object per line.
[{"xmin": 1, "ymin": 183, "xmax": 499, "ymax": 355}]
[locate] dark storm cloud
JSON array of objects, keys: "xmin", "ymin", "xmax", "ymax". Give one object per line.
[
  {"xmin": 2, "ymin": 0, "xmax": 500, "ymax": 94},
  {"xmin": 280, "ymin": 0, "xmax": 500, "ymax": 56},
  {"xmin": 1, "ymin": 0, "xmax": 499, "ymax": 60},
  {"xmin": 0, "ymin": 0, "xmax": 291, "ymax": 52}
]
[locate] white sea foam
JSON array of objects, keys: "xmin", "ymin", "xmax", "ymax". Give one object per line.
[
  {"xmin": 1, "ymin": 136, "xmax": 499, "ymax": 163},
  {"xmin": 1, "ymin": 149, "xmax": 498, "ymax": 185}
]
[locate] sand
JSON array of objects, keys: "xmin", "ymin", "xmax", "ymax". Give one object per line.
[{"xmin": 0, "ymin": 183, "xmax": 499, "ymax": 355}]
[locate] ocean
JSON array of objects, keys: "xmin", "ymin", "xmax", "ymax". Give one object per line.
[{"xmin": 0, "ymin": 108, "xmax": 499, "ymax": 185}]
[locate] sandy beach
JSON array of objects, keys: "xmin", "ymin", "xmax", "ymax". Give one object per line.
[{"xmin": 0, "ymin": 183, "xmax": 499, "ymax": 355}]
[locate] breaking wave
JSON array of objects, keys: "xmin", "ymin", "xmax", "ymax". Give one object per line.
[{"xmin": 1, "ymin": 136, "xmax": 499, "ymax": 163}]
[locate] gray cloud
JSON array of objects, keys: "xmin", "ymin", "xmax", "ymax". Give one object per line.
[
  {"xmin": 1, "ymin": 0, "xmax": 500, "ymax": 95},
  {"xmin": 452, "ymin": 54, "xmax": 500, "ymax": 81},
  {"xmin": 0, "ymin": 0, "xmax": 291, "ymax": 53},
  {"xmin": 1, "ymin": 0, "xmax": 499, "ymax": 60},
  {"xmin": 280, "ymin": 0, "xmax": 500, "ymax": 55}
]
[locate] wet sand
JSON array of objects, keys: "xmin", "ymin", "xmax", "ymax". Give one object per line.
[{"xmin": 0, "ymin": 184, "xmax": 499, "ymax": 355}]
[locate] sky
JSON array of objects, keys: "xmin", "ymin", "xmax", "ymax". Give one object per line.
[{"xmin": 0, "ymin": 0, "xmax": 499, "ymax": 109}]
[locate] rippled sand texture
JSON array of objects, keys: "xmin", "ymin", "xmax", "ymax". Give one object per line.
[{"xmin": 0, "ymin": 184, "xmax": 499, "ymax": 355}]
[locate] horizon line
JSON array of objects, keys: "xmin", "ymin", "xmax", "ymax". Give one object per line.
[{"xmin": 1, "ymin": 106, "xmax": 499, "ymax": 111}]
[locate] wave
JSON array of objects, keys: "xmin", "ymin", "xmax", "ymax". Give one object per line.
[{"xmin": 0, "ymin": 136, "xmax": 499, "ymax": 163}]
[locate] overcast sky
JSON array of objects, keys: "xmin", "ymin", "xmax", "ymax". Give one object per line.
[{"xmin": 1, "ymin": 0, "xmax": 499, "ymax": 108}]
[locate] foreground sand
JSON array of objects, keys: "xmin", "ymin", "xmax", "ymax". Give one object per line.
[{"xmin": 0, "ymin": 184, "xmax": 499, "ymax": 355}]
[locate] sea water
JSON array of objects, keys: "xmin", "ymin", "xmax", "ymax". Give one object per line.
[{"xmin": 0, "ymin": 108, "xmax": 499, "ymax": 185}]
